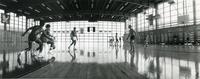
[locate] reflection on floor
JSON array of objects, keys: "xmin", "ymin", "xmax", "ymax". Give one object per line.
[
  {"xmin": 1, "ymin": 42, "xmax": 200, "ymax": 79},
  {"xmin": 21, "ymin": 42, "xmax": 145, "ymax": 79},
  {"xmin": 0, "ymin": 50, "xmax": 54, "ymax": 78}
]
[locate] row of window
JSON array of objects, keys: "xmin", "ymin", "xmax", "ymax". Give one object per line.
[
  {"xmin": 128, "ymin": 0, "xmax": 200, "ymax": 32},
  {"xmin": 0, "ymin": 9, "xmax": 40, "ymax": 32},
  {"xmin": 48, "ymin": 21, "xmax": 125, "ymax": 35},
  {"xmin": 47, "ymin": 21, "xmax": 125, "ymax": 41}
]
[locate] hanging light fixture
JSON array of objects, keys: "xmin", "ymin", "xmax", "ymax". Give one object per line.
[{"xmin": 168, "ymin": 0, "xmax": 175, "ymax": 4}]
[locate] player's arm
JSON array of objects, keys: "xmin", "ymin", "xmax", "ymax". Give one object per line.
[
  {"xmin": 49, "ymin": 33, "xmax": 55, "ymax": 38},
  {"xmin": 70, "ymin": 32, "xmax": 73, "ymax": 38},
  {"xmin": 49, "ymin": 34, "xmax": 54, "ymax": 37},
  {"xmin": 76, "ymin": 36, "xmax": 78, "ymax": 40},
  {"xmin": 45, "ymin": 31, "xmax": 54, "ymax": 37},
  {"xmin": 76, "ymin": 33, "xmax": 78, "ymax": 40},
  {"xmin": 47, "ymin": 32, "xmax": 55, "ymax": 39},
  {"xmin": 127, "ymin": 32, "xmax": 130, "ymax": 40},
  {"xmin": 43, "ymin": 31, "xmax": 53, "ymax": 40},
  {"xmin": 22, "ymin": 27, "xmax": 33, "ymax": 36}
]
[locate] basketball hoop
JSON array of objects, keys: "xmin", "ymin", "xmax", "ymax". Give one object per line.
[{"xmin": 1, "ymin": 13, "xmax": 10, "ymax": 24}]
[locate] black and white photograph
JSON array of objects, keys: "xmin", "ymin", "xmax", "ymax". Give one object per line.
[{"xmin": 0, "ymin": 0, "xmax": 200, "ymax": 79}]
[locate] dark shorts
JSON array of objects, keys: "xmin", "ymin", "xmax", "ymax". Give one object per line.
[
  {"xmin": 71, "ymin": 37, "xmax": 77, "ymax": 42},
  {"xmin": 28, "ymin": 34, "xmax": 37, "ymax": 41},
  {"xmin": 130, "ymin": 35, "xmax": 135, "ymax": 40},
  {"xmin": 116, "ymin": 39, "xmax": 119, "ymax": 42},
  {"xmin": 71, "ymin": 39, "xmax": 76, "ymax": 42}
]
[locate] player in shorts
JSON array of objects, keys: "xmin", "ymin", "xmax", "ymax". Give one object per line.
[
  {"xmin": 22, "ymin": 23, "xmax": 44, "ymax": 51},
  {"xmin": 40, "ymin": 24, "xmax": 55, "ymax": 50},
  {"xmin": 144, "ymin": 35, "xmax": 149, "ymax": 47},
  {"xmin": 115, "ymin": 33, "xmax": 119, "ymax": 46},
  {"xmin": 68, "ymin": 27, "xmax": 78, "ymax": 49},
  {"xmin": 126, "ymin": 25, "xmax": 136, "ymax": 51}
]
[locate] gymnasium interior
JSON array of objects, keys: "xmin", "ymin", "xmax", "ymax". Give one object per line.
[{"xmin": 0, "ymin": 0, "xmax": 200, "ymax": 79}]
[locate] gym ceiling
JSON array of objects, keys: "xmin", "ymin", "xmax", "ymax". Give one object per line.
[{"xmin": 0, "ymin": 0, "xmax": 166, "ymax": 22}]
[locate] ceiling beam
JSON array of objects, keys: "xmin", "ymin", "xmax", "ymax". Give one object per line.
[
  {"xmin": 43, "ymin": 18, "xmax": 126, "ymax": 22},
  {"xmin": 115, "ymin": 0, "xmax": 154, "ymax": 8},
  {"xmin": 30, "ymin": 10, "xmax": 130, "ymax": 18},
  {"xmin": 5, "ymin": 0, "xmax": 57, "ymax": 12}
]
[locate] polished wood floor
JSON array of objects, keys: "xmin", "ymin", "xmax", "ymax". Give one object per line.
[
  {"xmin": 6, "ymin": 42, "xmax": 200, "ymax": 79},
  {"xmin": 22, "ymin": 62, "xmax": 145, "ymax": 79}
]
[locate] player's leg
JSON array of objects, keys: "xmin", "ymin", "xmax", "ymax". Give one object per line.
[
  {"xmin": 26, "ymin": 35, "xmax": 34, "ymax": 50},
  {"xmin": 51, "ymin": 41, "xmax": 55, "ymax": 49},
  {"xmin": 130, "ymin": 39, "xmax": 135, "ymax": 51},
  {"xmin": 35, "ymin": 39, "xmax": 43, "ymax": 52},
  {"xmin": 129, "ymin": 41, "xmax": 133, "ymax": 51},
  {"xmin": 68, "ymin": 39, "xmax": 74, "ymax": 49},
  {"xmin": 132, "ymin": 40, "xmax": 135, "ymax": 51},
  {"xmin": 47, "ymin": 40, "xmax": 55, "ymax": 49},
  {"xmin": 73, "ymin": 40, "xmax": 77, "ymax": 49}
]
